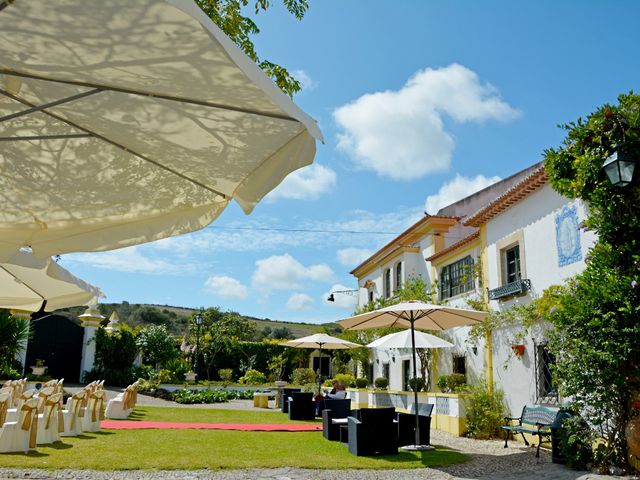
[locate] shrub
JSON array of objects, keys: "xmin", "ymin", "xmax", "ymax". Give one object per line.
[
  {"xmin": 0, "ymin": 366, "xmax": 21, "ymax": 380},
  {"xmin": 238, "ymin": 369, "xmax": 266, "ymax": 385},
  {"xmin": 163, "ymin": 358, "xmax": 190, "ymax": 383},
  {"xmin": 218, "ymin": 368, "xmax": 233, "ymax": 385},
  {"xmin": 333, "ymin": 373, "xmax": 355, "ymax": 388},
  {"xmin": 84, "ymin": 367, "xmax": 135, "ymax": 387},
  {"xmin": 156, "ymin": 369, "xmax": 173, "ymax": 384},
  {"xmin": 408, "ymin": 377, "xmax": 425, "ymax": 392},
  {"xmin": 464, "ymin": 381, "xmax": 507, "ymax": 439},
  {"xmin": 374, "ymin": 377, "xmax": 389, "ymax": 389},
  {"xmin": 558, "ymin": 411, "xmax": 595, "ymax": 470},
  {"xmin": 291, "ymin": 368, "xmax": 316, "ymax": 386},
  {"xmin": 355, "ymin": 377, "xmax": 368, "ymax": 388},
  {"xmin": 132, "ymin": 364, "xmax": 155, "ymax": 381},
  {"xmin": 437, "ymin": 373, "xmax": 467, "ymax": 393},
  {"xmin": 172, "ymin": 388, "xmax": 256, "ymax": 404}
]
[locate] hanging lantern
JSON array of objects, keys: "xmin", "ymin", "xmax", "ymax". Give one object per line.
[{"xmin": 602, "ymin": 147, "xmax": 637, "ymax": 187}]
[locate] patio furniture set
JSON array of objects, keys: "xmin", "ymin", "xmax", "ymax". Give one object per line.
[{"xmin": 281, "ymin": 390, "xmax": 434, "ymax": 456}]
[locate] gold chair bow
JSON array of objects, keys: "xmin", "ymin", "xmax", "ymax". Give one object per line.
[{"xmin": 20, "ymin": 401, "xmax": 39, "ymax": 449}]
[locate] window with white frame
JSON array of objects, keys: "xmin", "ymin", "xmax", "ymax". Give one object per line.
[
  {"xmin": 535, "ymin": 343, "xmax": 558, "ymax": 404},
  {"xmin": 394, "ymin": 261, "xmax": 403, "ymax": 292},
  {"xmin": 439, "ymin": 256, "xmax": 474, "ymax": 300},
  {"xmin": 384, "ymin": 268, "xmax": 391, "ymax": 298}
]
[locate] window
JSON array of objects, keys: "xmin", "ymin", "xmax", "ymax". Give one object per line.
[
  {"xmin": 452, "ymin": 355, "xmax": 466, "ymax": 380},
  {"xmin": 368, "ymin": 290, "xmax": 374, "ymax": 303},
  {"xmin": 382, "ymin": 362, "xmax": 390, "ymax": 380},
  {"xmin": 402, "ymin": 360, "xmax": 411, "ymax": 391},
  {"xmin": 504, "ymin": 245, "xmax": 521, "ymax": 284},
  {"xmin": 366, "ymin": 362, "xmax": 374, "ymax": 386},
  {"xmin": 439, "ymin": 256, "xmax": 474, "ymax": 300},
  {"xmin": 384, "ymin": 268, "xmax": 391, "ymax": 298},
  {"xmin": 535, "ymin": 344, "xmax": 558, "ymax": 404},
  {"xmin": 394, "ymin": 262, "xmax": 403, "ymax": 292}
]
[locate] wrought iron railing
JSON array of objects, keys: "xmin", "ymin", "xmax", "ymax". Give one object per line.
[{"xmin": 487, "ymin": 278, "xmax": 532, "ymax": 300}]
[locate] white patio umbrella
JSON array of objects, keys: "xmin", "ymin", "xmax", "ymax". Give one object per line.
[
  {"xmin": 282, "ymin": 333, "xmax": 362, "ymax": 393},
  {"xmin": 0, "ymin": 0, "xmax": 322, "ymax": 261},
  {"xmin": 367, "ymin": 330, "xmax": 454, "ymax": 350},
  {"xmin": 338, "ymin": 301, "xmax": 486, "ymax": 451},
  {"xmin": 0, "ymin": 251, "xmax": 102, "ymax": 312}
]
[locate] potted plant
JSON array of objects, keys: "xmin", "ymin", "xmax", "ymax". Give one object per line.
[
  {"xmin": 511, "ymin": 344, "xmax": 526, "ymax": 357},
  {"xmin": 31, "ymin": 359, "xmax": 47, "ymax": 376}
]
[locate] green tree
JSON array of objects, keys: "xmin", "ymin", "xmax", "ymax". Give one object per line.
[
  {"xmin": 196, "ymin": 0, "xmax": 309, "ymax": 97},
  {"xmin": 0, "ymin": 310, "xmax": 30, "ymax": 374},
  {"xmin": 136, "ymin": 325, "xmax": 178, "ymax": 370},
  {"xmin": 543, "ymin": 92, "xmax": 640, "ymax": 469}
]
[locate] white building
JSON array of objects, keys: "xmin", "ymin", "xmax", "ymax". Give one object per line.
[{"xmin": 348, "ymin": 162, "xmax": 597, "ymax": 417}]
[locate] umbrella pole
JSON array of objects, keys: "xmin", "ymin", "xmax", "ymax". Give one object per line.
[
  {"xmin": 318, "ymin": 344, "xmax": 322, "ymax": 395},
  {"xmin": 401, "ymin": 315, "xmax": 433, "ymax": 451}
]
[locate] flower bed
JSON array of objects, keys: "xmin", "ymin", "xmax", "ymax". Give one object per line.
[{"xmin": 172, "ymin": 388, "xmax": 256, "ymax": 404}]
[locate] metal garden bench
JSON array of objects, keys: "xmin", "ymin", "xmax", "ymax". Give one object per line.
[{"xmin": 502, "ymin": 405, "xmax": 559, "ymax": 457}]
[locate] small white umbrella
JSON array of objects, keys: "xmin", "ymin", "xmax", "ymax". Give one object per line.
[
  {"xmin": 0, "ymin": 0, "xmax": 322, "ymax": 261},
  {"xmin": 0, "ymin": 251, "xmax": 102, "ymax": 312},
  {"xmin": 367, "ymin": 330, "xmax": 454, "ymax": 350},
  {"xmin": 338, "ymin": 301, "xmax": 486, "ymax": 451},
  {"xmin": 282, "ymin": 333, "xmax": 361, "ymax": 393}
]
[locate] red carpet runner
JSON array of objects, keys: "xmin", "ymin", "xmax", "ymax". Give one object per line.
[{"xmin": 101, "ymin": 420, "xmax": 322, "ymax": 431}]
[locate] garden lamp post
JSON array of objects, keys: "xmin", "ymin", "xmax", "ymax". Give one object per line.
[
  {"xmin": 602, "ymin": 147, "xmax": 637, "ymax": 187},
  {"xmin": 194, "ymin": 310, "xmax": 203, "ymax": 380}
]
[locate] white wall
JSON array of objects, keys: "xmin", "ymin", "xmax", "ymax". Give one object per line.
[{"xmin": 485, "ymin": 184, "xmax": 597, "ymax": 414}]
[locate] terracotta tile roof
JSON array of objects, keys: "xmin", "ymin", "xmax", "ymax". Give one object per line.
[
  {"xmin": 425, "ymin": 231, "xmax": 480, "ymax": 262},
  {"xmin": 463, "ymin": 166, "xmax": 548, "ymax": 227},
  {"xmin": 350, "ymin": 214, "xmax": 459, "ymax": 276}
]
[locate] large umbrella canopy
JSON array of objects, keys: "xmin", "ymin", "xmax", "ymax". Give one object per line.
[
  {"xmin": 0, "ymin": 251, "xmax": 102, "ymax": 312},
  {"xmin": 282, "ymin": 333, "xmax": 361, "ymax": 394},
  {"xmin": 0, "ymin": 0, "xmax": 322, "ymax": 261},
  {"xmin": 282, "ymin": 333, "xmax": 361, "ymax": 350},
  {"xmin": 338, "ymin": 301, "xmax": 486, "ymax": 331},
  {"xmin": 367, "ymin": 330, "xmax": 454, "ymax": 350},
  {"xmin": 338, "ymin": 301, "xmax": 486, "ymax": 450}
]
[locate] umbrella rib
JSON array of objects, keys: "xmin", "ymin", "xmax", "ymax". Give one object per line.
[
  {"xmin": 0, "ymin": 133, "xmax": 92, "ymax": 141},
  {"xmin": 0, "ymin": 88, "xmax": 101, "ymax": 123},
  {"xmin": 0, "ymin": 68, "xmax": 299, "ymax": 124},
  {"xmin": 0, "ymin": 264, "xmax": 46, "ymax": 302},
  {"xmin": 0, "ymin": 88, "xmax": 229, "ymax": 200}
]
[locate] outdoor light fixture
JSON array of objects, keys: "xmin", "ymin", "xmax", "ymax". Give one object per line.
[
  {"xmin": 472, "ymin": 346, "xmax": 478, "ymax": 355},
  {"xmin": 603, "ymin": 146, "xmax": 637, "ymax": 187},
  {"xmin": 193, "ymin": 309, "xmax": 204, "ymax": 379},
  {"xmin": 327, "ymin": 289, "xmax": 358, "ymax": 302},
  {"xmin": 391, "ymin": 355, "xmax": 396, "ymax": 363}
]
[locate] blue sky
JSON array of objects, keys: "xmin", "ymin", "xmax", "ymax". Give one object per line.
[{"xmin": 62, "ymin": 0, "xmax": 640, "ymax": 323}]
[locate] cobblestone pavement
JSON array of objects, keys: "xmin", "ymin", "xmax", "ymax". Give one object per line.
[{"xmin": 15, "ymin": 392, "xmax": 630, "ymax": 480}]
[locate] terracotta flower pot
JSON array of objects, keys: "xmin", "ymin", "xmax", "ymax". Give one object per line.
[
  {"xmin": 511, "ymin": 344, "xmax": 525, "ymax": 357},
  {"xmin": 626, "ymin": 416, "xmax": 640, "ymax": 458}
]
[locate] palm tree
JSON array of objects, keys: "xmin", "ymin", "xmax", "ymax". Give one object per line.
[{"xmin": 0, "ymin": 310, "xmax": 31, "ymax": 372}]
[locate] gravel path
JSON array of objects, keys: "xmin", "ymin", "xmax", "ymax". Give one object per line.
[{"xmin": 11, "ymin": 390, "xmax": 628, "ymax": 480}]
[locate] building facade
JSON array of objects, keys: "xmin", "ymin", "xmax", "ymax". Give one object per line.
[{"xmin": 348, "ymin": 162, "xmax": 597, "ymax": 416}]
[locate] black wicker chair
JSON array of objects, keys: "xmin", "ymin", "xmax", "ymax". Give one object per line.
[
  {"xmin": 280, "ymin": 388, "xmax": 301, "ymax": 414},
  {"xmin": 322, "ymin": 398, "xmax": 352, "ymax": 441},
  {"xmin": 397, "ymin": 403, "xmax": 434, "ymax": 446},
  {"xmin": 288, "ymin": 392, "xmax": 315, "ymax": 420},
  {"xmin": 347, "ymin": 407, "xmax": 398, "ymax": 456}
]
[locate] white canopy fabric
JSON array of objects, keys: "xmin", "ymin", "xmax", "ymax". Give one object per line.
[
  {"xmin": 367, "ymin": 330, "xmax": 454, "ymax": 350},
  {"xmin": 337, "ymin": 302, "xmax": 486, "ymax": 331},
  {"xmin": 0, "ymin": 0, "xmax": 322, "ymax": 261},
  {"xmin": 282, "ymin": 333, "xmax": 361, "ymax": 350},
  {"xmin": 0, "ymin": 251, "xmax": 102, "ymax": 312}
]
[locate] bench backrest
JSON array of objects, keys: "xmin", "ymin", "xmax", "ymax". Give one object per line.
[{"xmin": 520, "ymin": 406, "xmax": 558, "ymax": 428}]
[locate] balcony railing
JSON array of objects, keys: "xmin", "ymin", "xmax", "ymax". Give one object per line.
[{"xmin": 488, "ymin": 279, "xmax": 532, "ymax": 300}]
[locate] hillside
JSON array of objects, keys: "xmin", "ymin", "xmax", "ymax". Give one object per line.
[{"xmin": 83, "ymin": 302, "xmax": 341, "ymax": 339}]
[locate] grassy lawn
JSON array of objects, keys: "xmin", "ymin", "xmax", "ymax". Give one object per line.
[
  {"xmin": 125, "ymin": 406, "xmax": 320, "ymax": 424},
  {"xmin": 0, "ymin": 407, "xmax": 470, "ymax": 470}
]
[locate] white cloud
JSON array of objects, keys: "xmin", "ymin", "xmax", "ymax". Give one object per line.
[
  {"xmin": 425, "ymin": 174, "xmax": 501, "ymax": 214},
  {"xmin": 333, "ymin": 64, "xmax": 520, "ymax": 181},
  {"xmin": 267, "ymin": 164, "xmax": 336, "ymax": 201},
  {"xmin": 252, "ymin": 254, "xmax": 334, "ymax": 292},
  {"xmin": 286, "ymin": 293, "xmax": 315, "ymax": 311},
  {"xmin": 323, "ymin": 283, "xmax": 358, "ymax": 310},
  {"xmin": 64, "ymin": 246, "xmax": 193, "ymax": 275},
  {"xmin": 336, "ymin": 248, "xmax": 373, "ymax": 267},
  {"xmin": 204, "ymin": 275, "xmax": 248, "ymax": 300},
  {"xmin": 292, "ymin": 69, "xmax": 318, "ymax": 92}
]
